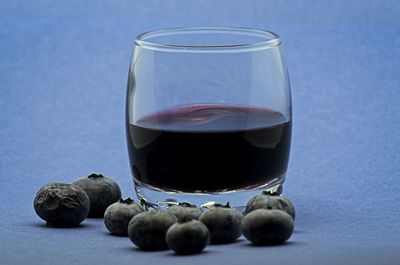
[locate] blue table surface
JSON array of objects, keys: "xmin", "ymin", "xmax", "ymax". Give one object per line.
[{"xmin": 1, "ymin": 1, "xmax": 400, "ymax": 264}]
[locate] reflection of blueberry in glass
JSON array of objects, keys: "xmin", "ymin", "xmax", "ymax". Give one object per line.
[
  {"xmin": 128, "ymin": 211, "xmax": 177, "ymax": 250},
  {"xmin": 73, "ymin": 173, "xmax": 121, "ymax": 217},
  {"xmin": 199, "ymin": 203, "xmax": 243, "ymax": 244},
  {"xmin": 244, "ymin": 193, "xmax": 295, "ymax": 220},
  {"xmin": 104, "ymin": 198, "xmax": 144, "ymax": 236},
  {"xmin": 166, "ymin": 219, "xmax": 209, "ymax": 255},
  {"xmin": 33, "ymin": 183, "xmax": 90, "ymax": 227},
  {"xmin": 166, "ymin": 202, "xmax": 202, "ymax": 222},
  {"xmin": 242, "ymin": 209, "xmax": 294, "ymax": 245}
]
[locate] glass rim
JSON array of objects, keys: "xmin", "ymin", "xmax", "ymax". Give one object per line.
[{"xmin": 135, "ymin": 27, "xmax": 281, "ymax": 52}]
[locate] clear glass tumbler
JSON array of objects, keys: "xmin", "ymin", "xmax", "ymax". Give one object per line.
[{"xmin": 126, "ymin": 27, "xmax": 292, "ymax": 210}]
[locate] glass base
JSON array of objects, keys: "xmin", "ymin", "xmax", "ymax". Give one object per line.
[{"xmin": 133, "ymin": 175, "xmax": 285, "ymax": 213}]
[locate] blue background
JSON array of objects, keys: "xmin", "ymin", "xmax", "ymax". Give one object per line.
[{"xmin": 1, "ymin": 1, "xmax": 399, "ymax": 264}]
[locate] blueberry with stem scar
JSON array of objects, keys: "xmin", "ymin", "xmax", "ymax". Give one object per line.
[
  {"xmin": 128, "ymin": 211, "xmax": 177, "ymax": 250},
  {"xmin": 242, "ymin": 209, "xmax": 294, "ymax": 245},
  {"xmin": 166, "ymin": 218, "xmax": 209, "ymax": 255},
  {"xmin": 104, "ymin": 198, "xmax": 144, "ymax": 236},
  {"xmin": 244, "ymin": 193, "xmax": 296, "ymax": 220},
  {"xmin": 73, "ymin": 173, "xmax": 121, "ymax": 217},
  {"xmin": 199, "ymin": 203, "xmax": 243, "ymax": 244},
  {"xmin": 166, "ymin": 202, "xmax": 202, "ymax": 222},
  {"xmin": 33, "ymin": 183, "xmax": 90, "ymax": 227},
  {"xmin": 262, "ymin": 190, "xmax": 296, "ymax": 220}
]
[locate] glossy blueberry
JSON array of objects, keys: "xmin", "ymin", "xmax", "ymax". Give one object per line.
[
  {"xmin": 166, "ymin": 202, "xmax": 202, "ymax": 222},
  {"xmin": 104, "ymin": 198, "xmax": 144, "ymax": 236},
  {"xmin": 244, "ymin": 193, "xmax": 296, "ymax": 220},
  {"xmin": 72, "ymin": 173, "xmax": 121, "ymax": 217},
  {"xmin": 166, "ymin": 219, "xmax": 209, "ymax": 255},
  {"xmin": 33, "ymin": 183, "xmax": 90, "ymax": 227},
  {"xmin": 242, "ymin": 209, "xmax": 294, "ymax": 245},
  {"xmin": 128, "ymin": 211, "xmax": 177, "ymax": 250},
  {"xmin": 199, "ymin": 203, "xmax": 243, "ymax": 244}
]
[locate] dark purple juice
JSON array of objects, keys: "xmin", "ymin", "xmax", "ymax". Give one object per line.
[{"xmin": 126, "ymin": 104, "xmax": 291, "ymax": 193}]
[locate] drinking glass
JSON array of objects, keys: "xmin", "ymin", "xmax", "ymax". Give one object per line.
[{"xmin": 126, "ymin": 27, "xmax": 292, "ymax": 210}]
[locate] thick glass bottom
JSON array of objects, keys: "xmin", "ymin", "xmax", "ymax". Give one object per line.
[{"xmin": 133, "ymin": 175, "xmax": 285, "ymax": 212}]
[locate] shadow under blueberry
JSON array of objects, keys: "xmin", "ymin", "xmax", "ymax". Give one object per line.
[
  {"xmin": 102, "ymin": 231, "xmax": 129, "ymax": 238},
  {"xmin": 165, "ymin": 249, "xmax": 215, "ymax": 257},
  {"xmin": 120, "ymin": 245, "xmax": 170, "ymax": 253},
  {"xmin": 239, "ymin": 241, "xmax": 306, "ymax": 248},
  {"xmin": 119, "ymin": 245, "xmax": 214, "ymax": 256},
  {"xmin": 86, "ymin": 216, "xmax": 105, "ymax": 220},
  {"xmin": 208, "ymin": 238, "xmax": 246, "ymax": 246},
  {"xmin": 29, "ymin": 221, "xmax": 92, "ymax": 229}
]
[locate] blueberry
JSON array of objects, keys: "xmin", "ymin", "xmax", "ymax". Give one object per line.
[
  {"xmin": 166, "ymin": 219, "xmax": 209, "ymax": 255},
  {"xmin": 244, "ymin": 193, "xmax": 296, "ymax": 220},
  {"xmin": 242, "ymin": 209, "xmax": 294, "ymax": 245},
  {"xmin": 33, "ymin": 183, "xmax": 90, "ymax": 227},
  {"xmin": 276, "ymin": 196, "xmax": 296, "ymax": 220},
  {"xmin": 72, "ymin": 173, "xmax": 121, "ymax": 217},
  {"xmin": 104, "ymin": 198, "xmax": 144, "ymax": 236},
  {"xmin": 166, "ymin": 202, "xmax": 202, "ymax": 222},
  {"xmin": 262, "ymin": 191, "xmax": 295, "ymax": 219},
  {"xmin": 128, "ymin": 211, "xmax": 177, "ymax": 250},
  {"xmin": 199, "ymin": 203, "xmax": 243, "ymax": 244}
]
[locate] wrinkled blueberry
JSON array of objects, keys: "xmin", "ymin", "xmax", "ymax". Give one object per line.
[
  {"xmin": 262, "ymin": 191, "xmax": 296, "ymax": 219},
  {"xmin": 104, "ymin": 198, "xmax": 144, "ymax": 236},
  {"xmin": 166, "ymin": 219, "xmax": 209, "ymax": 255},
  {"xmin": 276, "ymin": 196, "xmax": 296, "ymax": 220},
  {"xmin": 128, "ymin": 211, "xmax": 177, "ymax": 250},
  {"xmin": 166, "ymin": 202, "xmax": 202, "ymax": 222},
  {"xmin": 33, "ymin": 183, "xmax": 90, "ymax": 227},
  {"xmin": 244, "ymin": 193, "xmax": 296, "ymax": 220},
  {"xmin": 199, "ymin": 203, "xmax": 243, "ymax": 244},
  {"xmin": 73, "ymin": 173, "xmax": 121, "ymax": 217},
  {"xmin": 242, "ymin": 209, "xmax": 294, "ymax": 245}
]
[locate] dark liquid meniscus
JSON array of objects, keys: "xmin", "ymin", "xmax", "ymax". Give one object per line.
[{"xmin": 126, "ymin": 104, "xmax": 291, "ymax": 193}]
